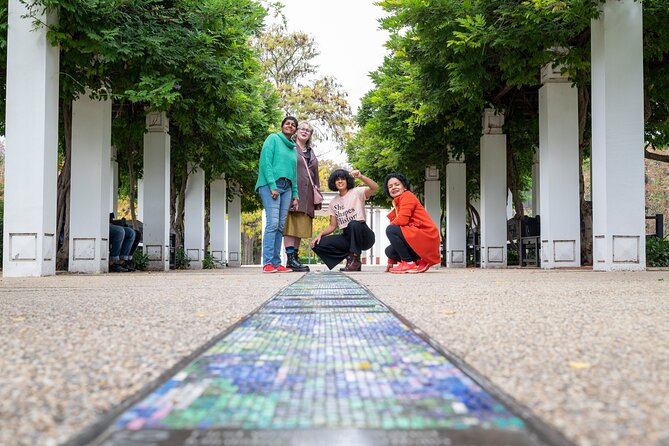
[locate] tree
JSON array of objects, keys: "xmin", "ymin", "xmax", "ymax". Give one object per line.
[
  {"xmin": 256, "ymin": 5, "xmax": 353, "ymax": 146},
  {"xmin": 347, "ymin": 0, "xmax": 669, "ymax": 265}
]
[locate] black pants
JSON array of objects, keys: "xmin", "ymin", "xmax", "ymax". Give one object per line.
[
  {"xmin": 385, "ymin": 224, "xmax": 419, "ymax": 262},
  {"xmin": 313, "ymin": 220, "xmax": 375, "ymax": 270}
]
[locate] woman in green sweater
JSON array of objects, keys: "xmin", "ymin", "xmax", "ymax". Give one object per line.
[{"xmin": 255, "ymin": 116, "xmax": 300, "ymax": 272}]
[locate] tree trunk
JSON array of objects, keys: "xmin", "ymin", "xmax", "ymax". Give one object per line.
[
  {"xmin": 174, "ymin": 162, "xmax": 188, "ymax": 249},
  {"xmin": 578, "ymin": 86, "xmax": 593, "ymax": 265},
  {"xmin": 127, "ymin": 145, "xmax": 138, "ymax": 229},
  {"xmin": 56, "ymin": 101, "xmax": 73, "ymax": 271},
  {"xmin": 506, "ymin": 141, "xmax": 524, "ymax": 250}
]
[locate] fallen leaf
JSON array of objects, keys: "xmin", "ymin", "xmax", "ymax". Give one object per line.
[
  {"xmin": 194, "ymin": 311, "xmax": 207, "ymax": 318},
  {"xmin": 12, "ymin": 316, "xmax": 26, "ymax": 322},
  {"xmin": 359, "ymin": 361, "xmax": 372, "ymax": 370},
  {"xmin": 568, "ymin": 361, "xmax": 591, "ymax": 369},
  {"xmin": 443, "ymin": 309, "xmax": 457, "ymax": 316}
]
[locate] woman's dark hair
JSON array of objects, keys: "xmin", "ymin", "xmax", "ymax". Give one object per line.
[
  {"xmin": 281, "ymin": 116, "xmax": 298, "ymax": 127},
  {"xmin": 383, "ymin": 173, "xmax": 411, "ymax": 198},
  {"xmin": 328, "ymin": 169, "xmax": 355, "ymax": 191}
]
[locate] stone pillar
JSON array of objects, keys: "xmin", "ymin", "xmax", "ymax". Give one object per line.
[
  {"xmin": 424, "ymin": 166, "xmax": 442, "ymax": 268},
  {"xmin": 210, "ymin": 175, "xmax": 227, "ymax": 265},
  {"xmin": 531, "ymin": 150, "xmax": 540, "ymax": 217},
  {"xmin": 68, "ymin": 91, "xmax": 112, "ymax": 273},
  {"xmin": 142, "ymin": 112, "xmax": 170, "ymax": 271},
  {"xmin": 372, "ymin": 208, "xmax": 382, "ymax": 265},
  {"xmin": 227, "ymin": 184, "xmax": 242, "ymax": 267},
  {"xmin": 539, "ymin": 61, "xmax": 581, "ymax": 268},
  {"xmin": 480, "ymin": 109, "xmax": 507, "ymax": 268},
  {"xmin": 3, "ymin": 3, "xmax": 59, "ymax": 276},
  {"xmin": 446, "ymin": 153, "xmax": 467, "ymax": 268},
  {"xmin": 110, "ymin": 146, "xmax": 119, "ymax": 216},
  {"xmin": 591, "ymin": 1, "xmax": 645, "ymax": 271},
  {"xmin": 184, "ymin": 164, "xmax": 205, "ymax": 269}
]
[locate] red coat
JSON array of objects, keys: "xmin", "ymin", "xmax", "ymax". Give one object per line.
[{"xmin": 386, "ymin": 191, "xmax": 441, "ymax": 265}]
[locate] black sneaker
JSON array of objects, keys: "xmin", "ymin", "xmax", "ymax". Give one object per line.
[
  {"xmin": 122, "ymin": 260, "xmax": 136, "ymax": 272},
  {"xmin": 110, "ymin": 263, "xmax": 128, "ymax": 273}
]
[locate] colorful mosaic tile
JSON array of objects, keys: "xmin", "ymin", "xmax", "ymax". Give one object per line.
[{"xmin": 86, "ymin": 273, "xmax": 558, "ymax": 446}]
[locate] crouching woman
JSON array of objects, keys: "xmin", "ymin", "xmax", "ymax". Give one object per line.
[
  {"xmin": 311, "ymin": 169, "xmax": 378, "ymax": 271},
  {"xmin": 384, "ymin": 173, "xmax": 441, "ymax": 273}
]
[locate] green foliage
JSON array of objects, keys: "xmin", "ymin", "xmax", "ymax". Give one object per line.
[
  {"xmin": 256, "ymin": 7, "xmax": 353, "ymax": 147},
  {"xmin": 202, "ymin": 253, "xmax": 219, "ymax": 269},
  {"xmin": 175, "ymin": 247, "xmax": 191, "ymax": 269},
  {"xmin": 646, "ymin": 236, "xmax": 669, "ymax": 267},
  {"xmin": 132, "ymin": 249, "xmax": 150, "ymax": 271}
]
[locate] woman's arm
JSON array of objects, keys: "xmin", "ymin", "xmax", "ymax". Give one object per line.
[
  {"xmin": 350, "ymin": 170, "xmax": 378, "ymax": 199},
  {"xmin": 311, "ymin": 215, "xmax": 337, "ymax": 247},
  {"xmin": 392, "ymin": 193, "xmax": 418, "ymax": 226}
]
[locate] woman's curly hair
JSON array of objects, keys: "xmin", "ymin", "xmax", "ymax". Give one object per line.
[
  {"xmin": 328, "ymin": 169, "xmax": 355, "ymax": 191},
  {"xmin": 383, "ymin": 173, "xmax": 411, "ymax": 198}
]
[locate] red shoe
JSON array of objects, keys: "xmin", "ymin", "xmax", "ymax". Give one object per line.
[
  {"xmin": 275, "ymin": 265, "xmax": 293, "ymax": 273},
  {"xmin": 416, "ymin": 259, "xmax": 432, "ymax": 273},
  {"xmin": 263, "ymin": 264, "xmax": 277, "ymax": 273},
  {"xmin": 389, "ymin": 261, "xmax": 418, "ymax": 274}
]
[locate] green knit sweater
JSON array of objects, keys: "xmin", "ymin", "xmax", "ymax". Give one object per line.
[{"xmin": 255, "ymin": 132, "xmax": 298, "ymax": 198}]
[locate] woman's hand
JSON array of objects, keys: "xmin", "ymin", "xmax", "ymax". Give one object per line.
[
  {"xmin": 271, "ymin": 189, "xmax": 279, "ymax": 199},
  {"xmin": 292, "ymin": 198, "xmax": 299, "ymax": 209},
  {"xmin": 311, "ymin": 234, "xmax": 322, "ymax": 248},
  {"xmin": 350, "ymin": 169, "xmax": 361, "ymax": 178}
]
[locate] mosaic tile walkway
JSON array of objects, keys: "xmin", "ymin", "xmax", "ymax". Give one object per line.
[{"xmin": 79, "ymin": 272, "xmax": 568, "ymax": 446}]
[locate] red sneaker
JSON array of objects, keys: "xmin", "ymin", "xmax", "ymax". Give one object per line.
[
  {"xmin": 389, "ymin": 261, "xmax": 418, "ymax": 274},
  {"xmin": 263, "ymin": 264, "xmax": 277, "ymax": 273},
  {"xmin": 415, "ymin": 259, "xmax": 432, "ymax": 273},
  {"xmin": 275, "ymin": 265, "xmax": 293, "ymax": 273}
]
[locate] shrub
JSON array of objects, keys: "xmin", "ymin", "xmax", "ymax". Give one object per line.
[
  {"xmin": 646, "ymin": 236, "xmax": 669, "ymax": 267},
  {"xmin": 175, "ymin": 247, "xmax": 191, "ymax": 269},
  {"xmin": 203, "ymin": 253, "xmax": 219, "ymax": 269},
  {"xmin": 132, "ymin": 249, "xmax": 150, "ymax": 271}
]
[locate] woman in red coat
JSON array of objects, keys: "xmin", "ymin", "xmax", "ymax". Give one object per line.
[{"xmin": 384, "ymin": 173, "xmax": 441, "ymax": 273}]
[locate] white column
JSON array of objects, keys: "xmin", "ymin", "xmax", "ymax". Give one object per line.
[
  {"xmin": 184, "ymin": 164, "xmax": 205, "ymax": 269},
  {"xmin": 531, "ymin": 150, "xmax": 540, "ymax": 217},
  {"xmin": 372, "ymin": 208, "xmax": 382, "ymax": 265},
  {"xmin": 446, "ymin": 153, "xmax": 467, "ymax": 268},
  {"xmin": 210, "ymin": 175, "xmax": 227, "ymax": 265},
  {"xmin": 110, "ymin": 146, "xmax": 119, "ymax": 216},
  {"xmin": 591, "ymin": 1, "xmax": 645, "ymax": 271},
  {"xmin": 539, "ymin": 63, "xmax": 581, "ymax": 268},
  {"xmin": 480, "ymin": 109, "xmax": 507, "ymax": 268},
  {"xmin": 424, "ymin": 166, "xmax": 442, "ymax": 268},
  {"xmin": 378, "ymin": 208, "xmax": 390, "ymax": 265},
  {"xmin": 227, "ymin": 184, "xmax": 242, "ymax": 267},
  {"xmin": 3, "ymin": 3, "xmax": 59, "ymax": 276},
  {"xmin": 142, "ymin": 112, "xmax": 170, "ymax": 271},
  {"xmin": 68, "ymin": 91, "xmax": 112, "ymax": 273},
  {"xmin": 137, "ymin": 179, "xmax": 144, "ymax": 222}
]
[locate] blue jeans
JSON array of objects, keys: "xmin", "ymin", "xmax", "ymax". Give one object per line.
[
  {"xmin": 258, "ymin": 179, "xmax": 293, "ymax": 266},
  {"xmin": 109, "ymin": 224, "xmax": 136, "ymax": 261}
]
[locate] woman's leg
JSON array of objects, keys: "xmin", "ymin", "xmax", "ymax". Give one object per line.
[
  {"xmin": 312, "ymin": 234, "xmax": 351, "ymax": 270},
  {"xmin": 345, "ymin": 221, "xmax": 376, "ymax": 253},
  {"xmin": 273, "ymin": 181, "xmax": 293, "ymax": 266},
  {"xmin": 385, "ymin": 244, "xmax": 400, "ymax": 262},
  {"xmin": 258, "ymin": 185, "xmax": 280, "ymax": 266},
  {"xmin": 284, "ymin": 235, "xmax": 300, "ymax": 251},
  {"xmin": 385, "ymin": 225, "xmax": 419, "ymax": 262}
]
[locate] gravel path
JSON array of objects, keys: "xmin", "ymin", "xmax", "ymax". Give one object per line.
[
  {"xmin": 1, "ymin": 266, "xmax": 668, "ymax": 446},
  {"xmin": 354, "ymin": 267, "xmax": 669, "ymax": 446}
]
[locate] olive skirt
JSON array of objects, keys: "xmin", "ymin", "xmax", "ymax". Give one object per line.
[{"xmin": 284, "ymin": 211, "xmax": 313, "ymax": 238}]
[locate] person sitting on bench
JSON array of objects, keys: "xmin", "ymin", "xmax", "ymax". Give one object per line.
[{"xmin": 109, "ymin": 213, "xmax": 136, "ymax": 272}]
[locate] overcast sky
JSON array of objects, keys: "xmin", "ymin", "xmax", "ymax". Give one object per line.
[{"xmin": 277, "ymin": 0, "xmax": 390, "ymax": 163}]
